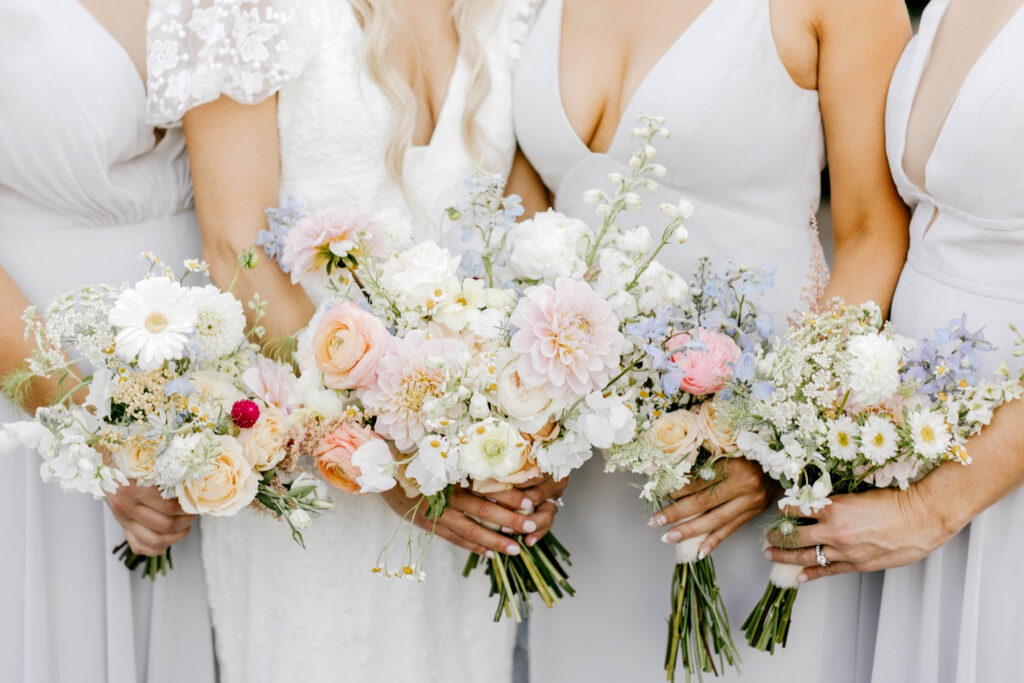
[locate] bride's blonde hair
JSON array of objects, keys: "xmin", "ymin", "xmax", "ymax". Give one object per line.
[{"xmin": 348, "ymin": 0, "xmax": 494, "ymax": 190}]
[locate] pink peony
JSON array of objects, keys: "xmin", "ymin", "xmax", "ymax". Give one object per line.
[
  {"xmin": 313, "ymin": 302, "xmax": 390, "ymax": 390},
  {"xmin": 315, "ymin": 422, "xmax": 381, "ymax": 495},
  {"xmin": 281, "ymin": 209, "xmax": 382, "ymax": 283},
  {"xmin": 509, "ymin": 278, "xmax": 623, "ymax": 400},
  {"xmin": 667, "ymin": 328, "xmax": 742, "ymax": 395},
  {"xmin": 242, "ymin": 357, "xmax": 298, "ymax": 414},
  {"xmin": 361, "ymin": 331, "xmax": 468, "ymax": 452}
]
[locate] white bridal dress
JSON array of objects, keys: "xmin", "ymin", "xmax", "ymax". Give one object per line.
[
  {"xmin": 872, "ymin": 1, "xmax": 1024, "ymax": 680},
  {"xmin": 0, "ymin": 2, "xmax": 215, "ymax": 682},
  {"xmin": 146, "ymin": 1, "xmax": 539, "ymax": 680},
  {"xmin": 514, "ymin": 0, "xmax": 881, "ymax": 680}
]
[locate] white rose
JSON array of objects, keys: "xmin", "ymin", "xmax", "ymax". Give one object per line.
[
  {"xmin": 176, "ymin": 435, "xmax": 259, "ymax": 516},
  {"xmin": 460, "ymin": 419, "xmax": 528, "ymax": 482},
  {"xmin": 492, "ymin": 351, "xmax": 563, "ymax": 433},
  {"xmin": 578, "ymin": 392, "xmax": 636, "ymax": 449},
  {"xmin": 290, "ymin": 471, "xmax": 331, "ymax": 502},
  {"xmin": 379, "ymin": 242, "xmax": 461, "ymax": 311},
  {"xmin": 508, "ymin": 209, "xmax": 592, "ymax": 282},
  {"xmin": 113, "ymin": 439, "xmax": 160, "ymax": 480},
  {"xmin": 238, "ymin": 405, "xmax": 288, "ymax": 471}
]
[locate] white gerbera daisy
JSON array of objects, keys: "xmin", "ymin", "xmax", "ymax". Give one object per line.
[
  {"xmin": 192, "ymin": 285, "xmax": 246, "ymax": 358},
  {"xmin": 827, "ymin": 415, "xmax": 860, "ymax": 461},
  {"xmin": 109, "ymin": 277, "xmax": 197, "ymax": 370},
  {"xmin": 907, "ymin": 410, "xmax": 951, "ymax": 459},
  {"xmin": 860, "ymin": 414, "xmax": 899, "ymax": 464}
]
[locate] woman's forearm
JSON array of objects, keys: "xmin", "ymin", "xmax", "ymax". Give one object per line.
[
  {"xmin": 0, "ymin": 267, "xmax": 63, "ymax": 414},
  {"xmin": 822, "ymin": 222, "xmax": 908, "ymax": 316}
]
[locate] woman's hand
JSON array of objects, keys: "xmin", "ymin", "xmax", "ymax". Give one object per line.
[
  {"xmin": 487, "ymin": 475, "xmax": 569, "ymax": 547},
  {"xmin": 650, "ymin": 458, "xmax": 779, "ymax": 558},
  {"xmin": 105, "ymin": 481, "xmax": 197, "ymax": 556},
  {"xmin": 380, "ymin": 485, "xmax": 541, "ymax": 557},
  {"xmin": 765, "ymin": 485, "xmax": 960, "ymax": 582}
]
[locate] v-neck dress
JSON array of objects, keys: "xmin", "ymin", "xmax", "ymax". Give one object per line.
[
  {"xmin": 871, "ymin": 2, "xmax": 1024, "ymax": 681},
  {"xmin": 0, "ymin": 2, "xmax": 214, "ymax": 682},
  {"xmin": 514, "ymin": 1, "xmax": 881, "ymax": 681}
]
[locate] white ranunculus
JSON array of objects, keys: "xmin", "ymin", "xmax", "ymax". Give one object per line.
[
  {"xmin": 351, "ymin": 438, "xmax": 397, "ymax": 493},
  {"xmin": 843, "ymin": 333, "xmax": 902, "ymax": 408},
  {"xmin": 460, "ymin": 419, "xmax": 528, "ymax": 482},
  {"xmin": 577, "ymin": 392, "xmax": 636, "ymax": 449},
  {"xmin": 508, "ymin": 209, "xmax": 592, "ymax": 282},
  {"xmin": 378, "ymin": 242, "xmax": 461, "ymax": 311},
  {"xmin": 492, "ymin": 351, "xmax": 563, "ymax": 433}
]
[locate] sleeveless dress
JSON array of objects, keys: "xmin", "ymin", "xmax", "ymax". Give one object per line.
[
  {"xmin": 0, "ymin": 2, "xmax": 215, "ymax": 682},
  {"xmin": 146, "ymin": 1, "xmax": 540, "ymax": 680},
  {"xmin": 872, "ymin": 2, "xmax": 1024, "ymax": 681},
  {"xmin": 514, "ymin": 1, "xmax": 881, "ymax": 680}
]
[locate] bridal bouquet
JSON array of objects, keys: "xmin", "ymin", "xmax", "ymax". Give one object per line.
[
  {"xmin": 0, "ymin": 254, "xmax": 332, "ymax": 578},
  {"xmin": 721, "ymin": 301, "xmax": 1023, "ymax": 653}
]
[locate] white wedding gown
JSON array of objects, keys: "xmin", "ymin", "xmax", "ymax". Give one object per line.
[
  {"xmin": 514, "ymin": 0, "xmax": 881, "ymax": 680},
  {"xmin": 0, "ymin": 2, "xmax": 215, "ymax": 682},
  {"xmin": 872, "ymin": 2, "xmax": 1024, "ymax": 681},
  {"xmin": 146, "ymin": 1, "xmax": 540, "ymax": 680}
]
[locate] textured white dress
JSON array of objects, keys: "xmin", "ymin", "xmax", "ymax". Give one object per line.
[
  {"xmin": 146, "ymin": 1, "xmax": 539, "ymax": 680},
  {"xmin": 0, "ymin": 2, "xmax": 215, "ymax": 682},
  {"xmin": 872, "ymin": 2, "xmax": 1024, "ymax": 681},
  {"xmin": 514, "ymin": 1, "xmax": 881, "ymax": 681}
]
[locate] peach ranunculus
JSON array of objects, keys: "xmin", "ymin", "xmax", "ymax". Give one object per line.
[
  {"xmin": 176, "ymin": 435, "xmax": 258, "ymax": 516},
  {"xmin": 695, "ymin": 400, "xmax": 738, "ymax": 456},
  {"xmin": 666, "ymin": 328, "xmax": 742, "ymax": 396},
  {"xmin": 315, "ymin": 422, "xmax": 381, "ymax": 494},
  {"xmin": 645, "ymin": 409, "xmax": 705, "ymax": 466},
  {"xmin": 238, "ymin": 405, "xmax": 288, "ymax": 472},
  {"xmin": 312, "ymin": 302, "xmax": 390, "ymax": 390}
]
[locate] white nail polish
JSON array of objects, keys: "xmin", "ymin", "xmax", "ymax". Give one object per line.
[
  {"xmin": 501, "ymin": 526, "xmax": 514, "ymax": 534},
  {"xmin": 485, "ymin": 550, "xmax": 494, "ymax": 559},
  {"xmin": 697, "ymin": 549, "xmax": 707, "ymax": 561},
  {"xmin": 523, "ymin": 520, "xmax": 537, "ymax": 533},
  {"xmin": 660, "ymin": 532, "xmax": 676, "ymax": 544},
  {"xmin": 506, "ymin": 544, "xmax": 521, "ymax": 556},
  {"xmin": 520, "ymin": 499, "xmax": 534, "ymax": 512}
]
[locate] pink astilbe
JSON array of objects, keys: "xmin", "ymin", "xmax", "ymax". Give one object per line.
[
  {"xmin": 509, "ymin": 278, "xmax": 623, "ymax": 401},
  {"xmin": 281, "ymin": 209, "xmax": 383, "ymax": 284},
  {"xmin": 797, "ymin": 208, "xmax": 831, "ymax": 317}
]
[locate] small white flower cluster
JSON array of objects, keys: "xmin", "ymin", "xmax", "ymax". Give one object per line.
[{"xmin": 723, "ymin": 302, "xmax": 1024, "ymax": 516}]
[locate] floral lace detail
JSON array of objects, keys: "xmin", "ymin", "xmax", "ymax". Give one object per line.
[{"xmin": 146, "ymin": 0, "xmax": 318, "ymax": 127}]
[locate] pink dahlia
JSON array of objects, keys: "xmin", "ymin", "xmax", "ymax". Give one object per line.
[
  {"xmin": 281, "ymin": 209, "xmax": 383, "ymax": 284},
  {"xmin": 666, "ymin": 328, "xmax": 742, "ymax": 395},
  {"xmin": 509, "ymin": 278, "xmax": 623, "ymax": 400},
  {"xmin": 360, "ymin": 331, "xmax": 467, "ymax": 453}
]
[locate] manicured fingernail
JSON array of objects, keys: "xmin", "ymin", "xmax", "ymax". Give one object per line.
[
  {"xmin": 501, "ymin": 526, "xmax": 514, "ymax": 534},
  {"xmin": 697, "ymin": 548, "xmax": 707, "ymax": 561},
  {"xmin": 526, "ymin": 537, "xmax": 537, "ymax": 547},
  {"xmin": 661, "ymin": 531, "xmax": 681, "ymax": 543},
  {"xmin": 523, "ymin": 520, "xmax": 537, "ymax": 533},
  {"xmin": 798, "ymin": 573, "xmax": 808, "ymax": 583},
  {"xmin": 485, "ymin": 550, "xmax": 494, "ymax": 559},
  {"xmin": 764, "ymin": 549, "xmax": 772, "ymax": 559},
  {"xmin": 520, "ymin": 499, "xmax": 534, "ymax": 512},
  {"xmin": 506, "ymin": 544, "xmax": 521, "ymax": 556},
  {"xmin": 650, "ymin": 514, "xmax": 667, "ymax": 527}
]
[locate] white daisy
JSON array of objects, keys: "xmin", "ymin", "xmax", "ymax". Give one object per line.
[
  {"xmin": 108, "ymin": 277, "xmax": 197, "ymax": 370},
  {"xmin": 907, "ymin": 410, "xmax": 951, "ymax": 459},
  {"xmin": 860, "ymin": 414, "xmax": 899, "ymax": 464},
  {"xmin": 827, "ymin": 416, "xmax": 860, "ymax": 461},
  {"xmin": 192, "ymin": 285, "xmax": 246, "ymax": 358}
]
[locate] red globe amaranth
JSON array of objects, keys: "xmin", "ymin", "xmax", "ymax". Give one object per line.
[{"xmin": 231, "ymin": 400, "xmax": 260, "ymax": 429}]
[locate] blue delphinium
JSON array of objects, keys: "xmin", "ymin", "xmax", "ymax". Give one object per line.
[{"xmin": 258, "ymin": 195, "xmax": 305, "ymax": 272}]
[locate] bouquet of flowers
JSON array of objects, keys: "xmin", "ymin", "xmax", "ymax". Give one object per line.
[
  {"xmin": 721, "ymin": 301, "xmax": 1024, "ymax": 652},
  {"xmin": 0, "ymin": 253, "xmax": 332, "ymax": 578}
]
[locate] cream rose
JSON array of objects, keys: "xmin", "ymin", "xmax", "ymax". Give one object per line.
[
  {"xmin": 645, "ymin": 409, "xmax": 704, "ymax": 465},
  {"xmin": 176, "ymin": 435, "xmax": 258, "ymax": 516},
  {"xmin": 238, "ymin": 405, "xmax": 288, "ymax": 472},
  {"xmin": 192, "ymin": 369, "xmax": 245, "ymax": 412},
  {"xmin": 114, "ymin": 438, "xmax": 159, "ymax": 480},
  {"xmin": 696, "ymin": 400, "xmax": 738, "ymax": 455},
  {"xmin": 493, "ymin": 351, "xmax": 562, "ymax": 433}
]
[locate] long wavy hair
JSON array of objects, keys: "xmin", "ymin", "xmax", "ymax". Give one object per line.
[{"xmin": 348, "ymin": 0, "xmax": 494, "ymax": 192}]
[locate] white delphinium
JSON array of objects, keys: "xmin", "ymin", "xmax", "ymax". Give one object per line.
[
  {"xmin": 108, "ymin": 277, "xmax": 198, "ymax": 370},
  {"xmin": 614, "ymin": 225, "xmax": 652, "ymax": 255},
  {"xmin": 191, "ymin": 285, "xmax": 247, "ymax": 358}
]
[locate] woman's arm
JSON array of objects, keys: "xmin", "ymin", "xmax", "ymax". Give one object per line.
[
  {"xmin": 1, "ymin": 267, "xmax": 52, "ymax": 414},
  {"xmin": 812, "ymin": 0, "xmax": 912, "ymax": 314},
  {"xmin": 183, "ymin": 95, "xmax": 316, "ymax": 339},
  {"xmin": 768, "ymin": 396, "xmax": 1024, "ymax": 580},
  {"xmin": 505, "ymin": 147, "xmax": 552, "ymax": 216}
]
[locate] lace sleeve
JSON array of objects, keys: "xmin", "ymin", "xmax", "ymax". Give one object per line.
[
  {"xmin": 146, "ymin": 0, "xmax": 317, "ymax": 127},
  {"xmin": 506, "ymin": 0, "xmax": 545, "ymax": 64}
]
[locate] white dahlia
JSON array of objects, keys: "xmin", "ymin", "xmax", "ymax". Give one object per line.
[
  {"xmin": 843, "ymin": 333, "xmax": 901, "ymax": 408},
  {"xmin": 109, "ymin": 277, "xmax": 197, "ymax": 370},
  {"xmin": 192, "ymin": 285, "xmax": 247, "ymax": 358}
]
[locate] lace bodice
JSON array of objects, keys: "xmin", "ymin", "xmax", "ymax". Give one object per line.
[{"xmin": 148, "ymin": 0, "xmax": 541, "ymax": 235}]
